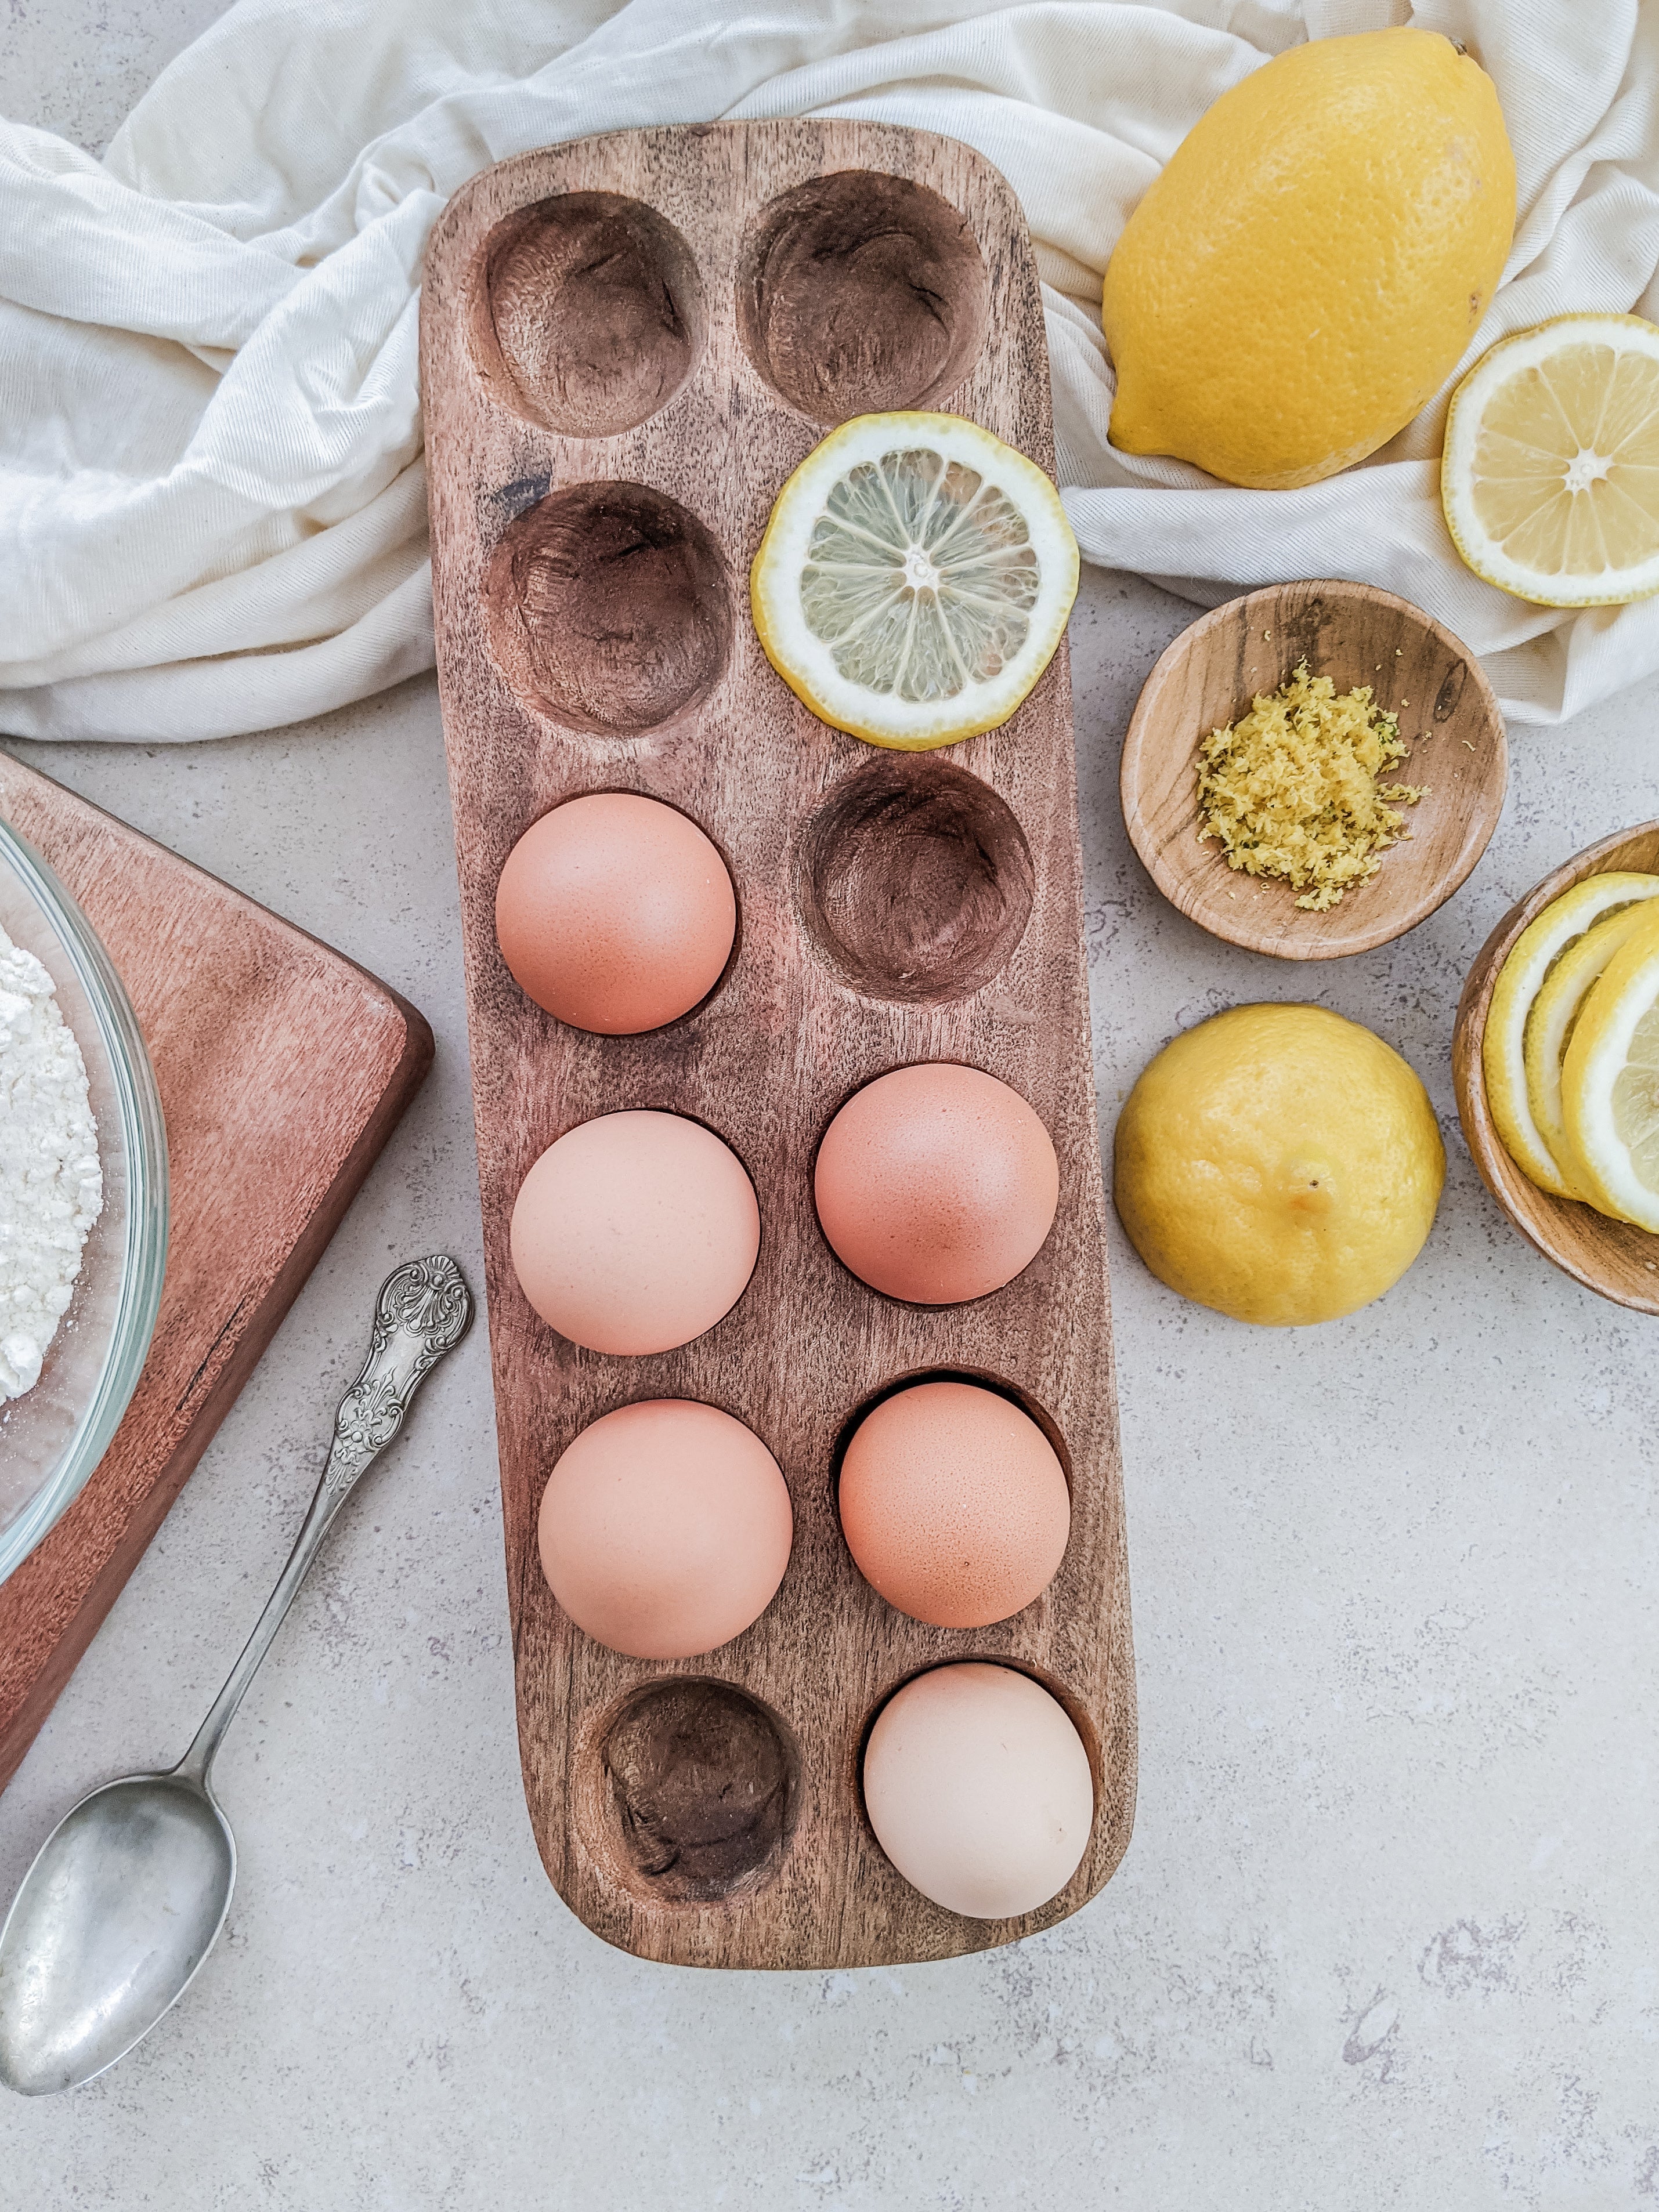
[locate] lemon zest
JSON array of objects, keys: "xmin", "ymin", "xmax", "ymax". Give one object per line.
[{"xmin": 1195, "ymin": 661, "xmax": 1427, "ymax": 911}]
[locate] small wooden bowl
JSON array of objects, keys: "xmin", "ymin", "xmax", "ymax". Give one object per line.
[
  {"xmin": 1121, "ymin": 580, "xmax": 1508, "ymax": 960},
  {"xmin": 1454, "ymin": 821, "xmax": 1659, "ymax": 1315}
]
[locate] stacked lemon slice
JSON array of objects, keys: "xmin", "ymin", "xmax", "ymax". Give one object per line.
[{"xmin": 1485, "ymin": 873, "xmax": 1659, "ymax": 1226}]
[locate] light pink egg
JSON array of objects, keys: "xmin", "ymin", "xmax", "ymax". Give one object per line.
[
  {"xmin": 815, "ymin": 1063, "xmax": 1059, "ymax": 1304},
  {"xmin": 510, "ymin": 1110, "xmax": 758, "ymax": 1355},
  {"xmin": 862, "ymin": 1663, "xmax": 1094, "ymax": 1919},
  {"xmin": 538, "ymin": 1399, "xmax": 792, "ymax": 1659},
  {"xmin": 495, "ymin": 792, "xmax": 735, "ymax": 1034}
]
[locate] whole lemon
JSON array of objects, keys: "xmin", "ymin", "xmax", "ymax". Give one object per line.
[
  {"xmin": 1102, "ymin": 28, "xmax": 1515, "ymax": 490},
  {"xmin": 1113, "ymin": 1005, "xmax": 1444, "ymax": 1326}
]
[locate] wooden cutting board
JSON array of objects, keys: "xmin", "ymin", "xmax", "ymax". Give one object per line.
[
  {"xmin": 422, "ymin": 121, "xmax": 1136, "ymax": 1968},
  {"xmin": 0, "ymin": 752, "xmax": 432, "ymax": 1791}
]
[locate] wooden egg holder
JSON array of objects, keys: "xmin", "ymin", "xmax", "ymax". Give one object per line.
[{"xmin": 422, "ymin": 121, "xmax": 1134, "ymax": 1968}]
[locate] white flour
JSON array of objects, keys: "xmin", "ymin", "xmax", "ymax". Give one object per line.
[{"xmin": 0, "ymin": 924, "xmax": 102, "ymax": 1402}]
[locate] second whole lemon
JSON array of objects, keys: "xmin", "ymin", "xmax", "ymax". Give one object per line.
[
  {"xmin": 1114, "ymin": 1004, "xmax": 1444, "ymax": 1326},
  {"xmin": 1102, "ymin": 28, "xmax": 1515, "ymax": 490}
]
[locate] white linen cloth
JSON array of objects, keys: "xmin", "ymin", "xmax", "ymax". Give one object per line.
[{"xmin": 1, "ymin": 0, "xmax": 1656, "ymax": 741}]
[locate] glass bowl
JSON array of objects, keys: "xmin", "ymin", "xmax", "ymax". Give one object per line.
[{"xmin": 0, "ymin": 816, "xmax": 168, "ymax": 1585}]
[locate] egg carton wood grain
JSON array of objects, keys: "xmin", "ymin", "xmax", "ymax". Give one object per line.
[{"xmin": 421, "ymin": 119, "xmax": 1136, "ymax": 1969}]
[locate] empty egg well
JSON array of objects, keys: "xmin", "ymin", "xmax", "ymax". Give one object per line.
[
  {"xmin": 475, "ymin": 191, "xmax": 704, "ymax": 437},
  {"xmin": 737, "ymin": 170, "xmax": 991, "ymax": 423},
  {"xmin": 584, "ymin": 1677, "xmax": 800, "ymax": 1906},
  {"xmin": 483, "ymin": 483, "xmax": 733, "ymax": 734},
  {"xmin": 797, "ymin": 756, "xmax": 1034, "ymax": 1002}
]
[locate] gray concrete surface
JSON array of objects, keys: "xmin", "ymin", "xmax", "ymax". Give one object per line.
[{"xmin": 5, "ymin": 14, "xmax": 1659, "ymax": 2211}]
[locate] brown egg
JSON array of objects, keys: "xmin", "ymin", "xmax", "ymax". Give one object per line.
[
  {"xmin": 509, "ymin": 1110, "xmax": 759, "ymax": 1355},
  {"xmin": 838, "ymin": 1380, "xmax": 1069, "ymax": 1627},
  {"xmin": 815, "ymin": 1063, "xmax": 1058, "ymax": 1304},
  {"xmin": 538, "ymin": 1399, "xmax": 791, "ymax": 1659},
  {"xmin": 862, "ymin": 1663, "xmax": 1094, "ymax": 1918},
  {"xmin": 495, "ymin": 792, "xmax": 735, "ymax": 1033}
]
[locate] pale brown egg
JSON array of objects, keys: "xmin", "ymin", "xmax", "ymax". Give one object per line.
[
  {"xmin": 495, "ymin": 792, "xmax": 736, "ymax": 1033},
  {"xmin": 862, "ymin": 1663, "xmax": 1094, "ymax": 1918},
  {"xmin": 509, "ymin": 1110, "xmax": 759, "ymax": 1355},
  {"xmin": 538, "ymin": 1399, "xmax": 791, "ymax": 1659},
  {"xmin": 814, "ymin": 1063, "xmax": 1058, "ymax": 1304},
  {"xmin": 838, "ymin": 1380, "xmax": 1068, "ymax": 1627}
]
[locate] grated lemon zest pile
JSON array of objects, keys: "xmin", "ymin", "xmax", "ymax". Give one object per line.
[{"xmin": 1196, "ymin": 661, "xmax": 1428, "ymax": 911}]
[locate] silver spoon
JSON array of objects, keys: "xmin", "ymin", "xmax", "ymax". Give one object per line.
[{"xmin": 0, "ymin": 1253, "xmax": 472, "ymax": 2096}]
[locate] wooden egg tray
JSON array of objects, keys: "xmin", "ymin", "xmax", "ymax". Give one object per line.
[{"xmin": 422, "ymin": 120, "xmax": 1135, "ymax": 1968}]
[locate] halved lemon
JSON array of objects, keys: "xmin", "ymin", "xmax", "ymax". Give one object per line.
[
  {"xmin": 1442, "ymin": 314, "xmax": 1659, "ymax": 607},
  {"xmin": 1524, "ymin": 900, "xmax": 1659, "ymax": 1207},
  {"xmin": 1482, "ymin": 872, "xmax": 1659, "ymax": 1198},
  {"xmin": 751, "ymin": 412, "xmax": 1079, "ymax": 750},
  {"xmin": 1561, "ymin": 903, "xmax": 1659, "ymax": 1229}
]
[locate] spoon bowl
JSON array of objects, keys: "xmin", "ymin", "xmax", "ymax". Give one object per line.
[{"xmin": 0, "ymin": 1772, "xmax": 233, "ymax": 2095}]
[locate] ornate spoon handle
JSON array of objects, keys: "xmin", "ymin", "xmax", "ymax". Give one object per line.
[{"xmin": 175, "ymin": 1257, "xmax": 473, "ymax": 1787}]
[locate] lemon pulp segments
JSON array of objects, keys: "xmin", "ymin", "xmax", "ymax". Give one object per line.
[
  {"xmin": 801, "ymin": 447, "xmax": 1039, "ymax": 703},
  {"xmin": 1481, "ymin": 871, "xmax": 1659, "ymax": 1198},
  {"xmin": 1561, "ymin": 906, "xmax": 1659, "ymax": 1230},
  {"xmin": 751, "ymin": 412, "xmax": 1078, "ymax": 750},
  {"xmin": 1443, "ymin": 315, "xmax": 1659, "ymax": 606}
]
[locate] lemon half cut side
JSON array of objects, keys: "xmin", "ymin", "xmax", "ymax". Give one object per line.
[
  {"xmin": 751, "ymin": 412, "xmax": 1079, "ymax": 751},
  {"xmin": 1443, "ymin": 314, "xmax": 1659, "ymax": 607}
]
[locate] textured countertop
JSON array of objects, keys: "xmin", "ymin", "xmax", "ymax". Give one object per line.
[{"xmin": 4, "ymin": 10, "xmax": 1658, "ymax": 2207}]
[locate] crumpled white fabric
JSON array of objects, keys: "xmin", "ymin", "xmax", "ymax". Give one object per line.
[{"xmin": 2, "ymin": 0, "xmax": 1656, "ymax": 741}]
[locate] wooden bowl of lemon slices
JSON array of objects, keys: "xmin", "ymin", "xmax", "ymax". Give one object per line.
[{"xmin": 1454, "ymin": 822, "xmax": 1659, "ymax": 1311}]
